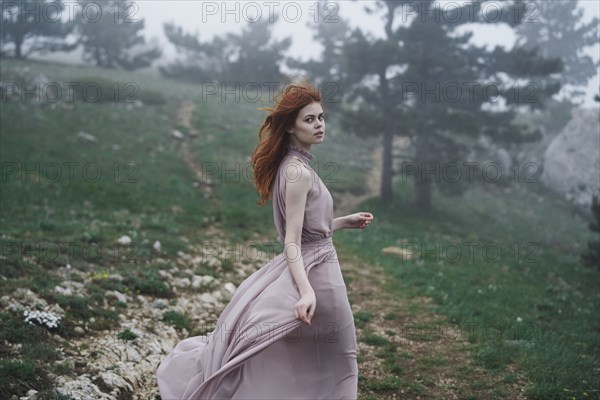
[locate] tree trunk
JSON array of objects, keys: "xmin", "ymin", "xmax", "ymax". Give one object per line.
[
  {"xmin": 381, "ymin": 129, "xmax": 394, "ymax": 203},
  {"xmin": 413, "ymin": 129, "xmax": 432, "ymax": 210},
  {"xmin": 15, "ymin": 38, "xmax": 23, "ymax": 59},
  {"xmin": 379, "ymin": 70, "xmax": 394, "ymax": 204}
]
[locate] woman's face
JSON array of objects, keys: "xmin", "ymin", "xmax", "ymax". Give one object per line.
[{"xmin": 288, "ymin": 102, "xmax": 325, "ymax": 147}]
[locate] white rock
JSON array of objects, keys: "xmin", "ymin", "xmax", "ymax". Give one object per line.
[
  {"xmin": 172, "ymin": 277, "xmax": 191, "ymax": 288},
  {"xmin": 153, "ymin": 240, "xmax": 162, "ymax": 252},
  {"xmin": 117, "ymin": 235, "xmax": 132, "ymax": 245},
  {"xmin": 223, "ymin": 282, "xmax": 237, "ymax": 295},
  {"xmin": 198, "ymin": 292, "xmax": 216, "ymax": 304},
  {"xmin": 191, "ymin": 275, "xmax": 203, "ymax": 288},
  {"xmin": 542, "ymin": 108, "xmax": 600, "ymax": 214},
  {"xmin": 191, "ymin": 275, "xmax": 216, "ymax": 289},
  {"xmin": 100, "ymin": 371, "xmax": 133, "ymax": 392},
  {"xmin": 54, "ymin": 285, "xmax": 73, "ymax": 296},
  {"xmin": 76, "ymin": 131, "xmax": 98, "ymax": 143},
  {"xmin": 152, "ymin": 299, "xmax": 168, "ymax": 309},
  {"xmin": 170, "ymin": 129, "xmax": 185, "ymax": 140},
  {"xmin": 105, "ymin": 290, "xmax": 128, "ymax": 304},
  {"xmin": 19, "ymin": 389, "xmax": 38, "ymax": 400},
  {"xmin": 157, "ymin": 270, "xmax": 172, "ymax": 279},
  {"xmin": 55, "ymin": 375, "xmax": 115, "ymax": 400}
]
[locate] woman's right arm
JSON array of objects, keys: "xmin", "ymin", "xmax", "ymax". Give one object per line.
[{"xmin": 283, "ymin": 158, "xmax": 315, "ymax": 324}]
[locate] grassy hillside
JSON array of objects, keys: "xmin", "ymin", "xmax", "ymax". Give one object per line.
[
  {"xmin": 1, "ymin": 58, "xmax": 598, "ymax": 399},
  {"xmin": 336, "ymin": 182, "xmax": 599, "ymax": 398}
]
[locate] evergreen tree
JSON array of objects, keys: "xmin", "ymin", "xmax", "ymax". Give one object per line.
[
  {"xmin": 74, "ymin": 0, "xmax": 161, "ymax": 70},
  {"xmin": 514, "ymin": 0, "xmax": 599, "ymax": 134},
  {"xmin": 295, "ymin": 0, "xmax": 563, "ymax": 209},
  {"xmin": 581, "ymin": 194, "xmax": 600, "ymax": 270},
  {"xmin": 515, "ymin": 0, "xmax": 598, "ymax": 101},
  {"xmin": 223, "ymin": 16, "xmax": 291, "ymax": 84},
  {"xmin": 161, "ymin": 17, "xmax": 291, "ymax": 84},
  {"xmin": 286, "ymin": 0, "xmax": 353, "ymax": 113},
  {"xmin": 0, "ymin": 0, "xmax": 77, "ymax": 59},
  {"xmin": 160, "ymin": 21, "xmax": 234, "ymax": 82},
  {"xmin": 581, "ymin": 92, "xmax": 600, "ymax": 269}
]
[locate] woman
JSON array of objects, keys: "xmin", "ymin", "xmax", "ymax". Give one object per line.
[{"xmin": 156, "ymin": 81, "xmax": 374, "ymax": 399}]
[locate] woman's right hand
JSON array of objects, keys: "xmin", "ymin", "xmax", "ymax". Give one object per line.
[{"xmin": 294, "ymin": 290, "xmax": 316, "ymax": 325}]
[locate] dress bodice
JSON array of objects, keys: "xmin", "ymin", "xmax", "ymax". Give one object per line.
[{"xmin": 272, "ymin": 144, "xmax": 334, "ymax": 244}]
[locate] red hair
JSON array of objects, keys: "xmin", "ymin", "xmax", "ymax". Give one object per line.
[{"xmin": 251, "ymin": 81, "xmax": 323, "ymax": 206}]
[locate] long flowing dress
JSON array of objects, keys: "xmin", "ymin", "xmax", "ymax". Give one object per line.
[{"xmin": 156, "ymin": 143, "xmax": 359, "ymax": 399}]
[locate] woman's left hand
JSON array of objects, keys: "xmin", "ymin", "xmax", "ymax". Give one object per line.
[{"xmin": 345, "ymin": 212, "xmax": 374, "ymax": 230}]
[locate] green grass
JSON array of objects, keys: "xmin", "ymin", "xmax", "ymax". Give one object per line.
[
  {"xmin": 353, "ymin": 310, "xmax": 373, "ymax": 328},
  {"xmin": 162, "ymin": 310, "xmax": 193, "ymax": 332},
  {"xmin": 360, "ymin": 332, "xmax": 390, "ymax": 347},
  {"xmin": 335, "ymin": 176, "xmax": 600, "ymax": 397},
  {"xmin": 2, "ymin": 57, "xmax": 598, "ymax": 399},
  {"xmin": 117, "ymin": 328, "xmax": 139, "ymax": 341},
  {"xmin": 0, "ymin": 58, "xmax": 220, "ymax": 397}
]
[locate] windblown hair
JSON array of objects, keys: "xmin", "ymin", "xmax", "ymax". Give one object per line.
[{"xmin": 251, "ymin": 81, "xmax": 323, "ymax": 206}]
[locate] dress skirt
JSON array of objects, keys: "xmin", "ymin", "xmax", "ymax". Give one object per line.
[{"xmin": 156, "ymin": 236, "xmax": 358, "ymax": 399}]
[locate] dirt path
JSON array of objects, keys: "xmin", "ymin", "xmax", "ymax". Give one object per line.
[
  {"xmin": 337, "ymin": 251, "xmax": 530, "ymax": 399},
  {"xmin": 168, "ymin": 100, "xmax": 530, "ymax": 399},
  {"xmin": 333, "ymin": 142, "xmax": 530, "ymax": 399},
  {"xmin": 176, "ymin": 99, "xmax": 213, "ymax": 195}
]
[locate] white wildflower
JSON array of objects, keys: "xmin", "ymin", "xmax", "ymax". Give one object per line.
[{"xmin": 23, "ymin": 309, "xmax": 61, "ymax": 329}]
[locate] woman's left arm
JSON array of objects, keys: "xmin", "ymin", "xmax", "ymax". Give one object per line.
[
  {"xmin": 333, "ymin": 212, "xmax": 374, "ymax": 233},
  {"xmin": 333, "ymin": 216, "xmax": 350, "ymax": 233}
]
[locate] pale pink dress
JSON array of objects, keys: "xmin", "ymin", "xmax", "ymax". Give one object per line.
[{"xmin": 156, "ymin": 143, "xmax": 358, "ymax": 399}]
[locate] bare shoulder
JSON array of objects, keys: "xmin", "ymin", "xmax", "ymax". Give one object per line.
[
  {"xmin": 287, "ymin": 156, "xmax": 312, "ymax": 174},
  {"xmin": 284, "ymin": 156, "xmax": 313, "ymax": 192}
]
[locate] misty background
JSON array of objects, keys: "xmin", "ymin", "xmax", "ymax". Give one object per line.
[
  {"xmin": 19, "ymin": 0, "xmax": 600, "ymax": 108},
  {"xmin": 1, "ymin": 1, "xmax": 600, "ymax": 399}
]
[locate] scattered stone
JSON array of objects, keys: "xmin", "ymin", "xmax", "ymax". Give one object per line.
[
  {"xmin": 381, "ymin": 246, "xmax": 416, "ymax": 260},
  {"xmin": 152, "ymin": 299, "xmax": 168, "ymax": 309},
  {"xmin": 199, "ymin": 292, "xmax": 216, "ymax": 304},
  {"xmin": 54, "ymin": 285, "xmax": 73, "ymax": 296},
  {"xmin": 191, "ymin": 275, "xmax": 216, "ymax": 289},
  {"xmin": 105, "ymin": 290, "xmax": 128, "ymax": 304},
  {"xmin": 76, "ymin": 131, "xmax": 98, "ymax": 143},
  {"xmin": 19, "ymin": 389, "xmax": 38, "ymax": 400},
  {"xmin": 170, "ymin": 129, "xmax": 185, "ymax": 140},
  {"xmin": 223, "ymin": 282, "xmax": 237, "ymax": 295},
  {"xmin": 157, "ymin": 270, "xmax": 172, "ymax": 280},
  {"xmin": 172, "ymin": 277, "xmax": 191, "ymax": 288},
  {"xmin": 117, "ymin": 235, "xmax": 132, "ymax": 245},
  {"xmin": 55, "ymin": 375, "xmax": 115, "ymax": 400},
  {"xmin": 100, "ymin": 371, "xmax": 133, "ymax": 392}
]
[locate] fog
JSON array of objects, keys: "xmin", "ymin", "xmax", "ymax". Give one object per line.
[{"xmin": 33, "ymin": 0, "xmax": 600, "ymax": 108}]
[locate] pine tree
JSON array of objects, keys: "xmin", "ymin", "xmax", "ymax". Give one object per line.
[
  {"xmin": 161, "ymin": 18, "xmax": 291, "ymax": 84},
  {"xmin": 74, "ymin": 0, "xmax": 161, "ymax": 70},
  {"xmin": 293, "ymin": 0, "xmax": 563, "ymax": 209},
  {"xmin": 0, "ymin": 0, "xmax": 77, "ymax": 59},
  {"xmin": 223, "ymin": 16, "xmax": 291, "ymax": 84},
  {"xmin": 514, "ymin": 0, "xmax": 599, "ymax": 134},
  {"xmin": 286, "ymin": 0, "xmax": 353, "ymax": 114},
  {"xmin": 515, "ymin": 0, "xmax": 598, "ymax": 101},
  {"xmin": 580, "ymin": 91, "xmax": 600, "ymax": 269},
  {"xmin": 160, "ymin": 22, "xmax": 233, "ymax": 82},
  {"xmin": 581, "ymin": 194, "xmax": 600, "ymax": 270}
]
